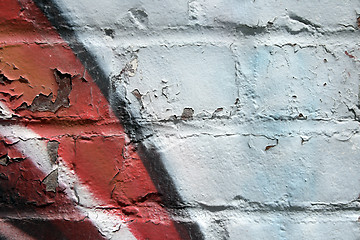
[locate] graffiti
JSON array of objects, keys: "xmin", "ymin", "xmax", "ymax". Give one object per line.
[
  {"xmin": 2, "ymin": 0, "xmax": 360, "ymax": 239},
  {"xmin": 0, "ymin": 1, "xmax": 200, "ymax": 239}
]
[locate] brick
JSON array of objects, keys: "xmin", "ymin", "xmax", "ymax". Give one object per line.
[
  {"xmin": 2, "ymin": 0, "xmax": 360, "ymax": 239},
  {"xmin": 154, "ymin": 124, "xmax": 360, "ymax": 204},
  {"xmin": 227, "ymin": 213, "xmax": 360, "ymax": 240},
  {"xmin": 56, "ymin": 0, "xmax": 189, "ymax": 29},
  {"xmin": 235, "ymin": 44, "xmax": 359, "ymax": 121},
  {"xmin": 126, "ymin": 45, "xmax": 238, "ymax": 120},
  {"xmin": 189, "ymin": 0, "xmax": 360, "ymax": 30}
]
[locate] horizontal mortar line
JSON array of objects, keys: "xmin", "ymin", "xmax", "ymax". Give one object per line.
[
  {"xmin": 1, "ymin": 117, "xmax": 357, "ymax": 125},
  {"xmin": 0, "ymin": 215, "xmax": 104, "ymax": 222},
  {"xmin": 69, "ymin": 29, "xmax": 360, "ymax": 48},
  {"xmin": 135, "ymin": 117, "xmax": 357, "ymax": 125},
  {"xmin": 0, "ymin": 213, "xmax": 176, "ymax": 222},
  {"xmin": 74, "ymin": 37, "xmax": 360, "ymax": 51},
  {"xmin": 144, "ymin": 133, "xmax": 358, "ymax": 141},
  {"xmin": 153, "ymin": 199, "xmax": 360, "ymax": 208},
  {"xmin": 2, "ymin": 27, "xmax": 358, "ymax": 48},
  {"xmin": 0, "ymin": 134, "xmax": 128, "ymax": 141},
  {"xmin": 151, "ymin": 133, "xmax": 342, "ymax": 139},
  {"xmin": 0, "ymin": 41, "xmax": 69, "ymax": 47},
  {"xmin": 144, "ymin": 123, "xmax": 360, "ymax": 135},
  {"xmin": 1, "ymin": 209, "xmax": 359, "ymax": 221},
  {"xmin": 185, "ymin": 205, "xmax": 360, "ymax": 213},
  {"xmin": 0, "ymin": 126, "xmax": 127, "ymax": 133},
  {"xmin": 179, "ymin": 198, "xmax": 360, "ymax": 209},
  {"xmin": 174, "ymin": 210, "xmax": 360, "ymax": 218},
  {"xmin": 3, "ymin": 34, "xmax": 359, "ymax": 51},
  {"xmin": 2, "ymin": 121, "xmax": 357, "ymax": 138},
  {"xmin": 0, "ymin": 119, "xmax": 121, "ymax": 125},
  {"xmin": 171, "ymin": 213, "xmax": 360, "ymax": 224},
  {"xmin": 68, "ymin": 24, "xmax": 358, "ymax": 36}
]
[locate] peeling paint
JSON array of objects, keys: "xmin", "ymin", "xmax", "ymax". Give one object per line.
[
  {"xmin": 47, "ymin": 140, "xmax": 59, "ymax": 165},
  {"xmin": 181, "ymin": 108, "xmax": 194, "ymax": 120},
  {"xmin": 0, "ymin": 1, "xmax": 187, "ymax": 239},
  {"xmin": 42, "ymin": 168, "xmax": 58, "ymax": 192},
  {"xmin": 2, "ymin": 0, "xmax": 360, "ymax": 239},
  {"xmin": 16, "ymin": 69, "xmax": 72, "ymax": 113}
]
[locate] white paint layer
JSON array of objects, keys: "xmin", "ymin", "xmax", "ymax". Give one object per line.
[{"xmin": 27, "ymin": 1, "xmax": 360, "ymax": 239}]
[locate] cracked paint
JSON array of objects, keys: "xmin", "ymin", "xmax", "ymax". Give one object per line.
[
  {"xmin": 1, "ymin": 0, "xmax": 360, "ymax": 239},
  {"xmin": 18, "ymin": 70, "xmax": 72, "ymax": 113},
  {"xmin": 0, "ymin": 1, "xmax": 187, "ymax": 239},
  {"xmin": 42, "ymin": 168, "xmax": 58, "ymax": 192}
]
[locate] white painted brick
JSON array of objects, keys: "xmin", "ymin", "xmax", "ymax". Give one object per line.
[
  {"xmin": 235, "ymin": 43, "xmax": 360, "ymax": 121},
  {"xmin": 153, "ymin": 124, "xmax": 360, "ymax": 204},
  {"xmin": 56, "ymin": 0, "xmax": 189, "ymax": 28},
  {"xmin": 227, "ymin": 213, "xmax": 360, "ymax": 240},
  {"xmin": 43, "ymin": 1, "xmax": 360, "ymax": 239},
  {"xmin": 190, "ymin": 0, "xmax": 360, "ymax": 30},
  {"xmin": 126, "ymin": 45, "xmax": 238, "ymax": 120}
]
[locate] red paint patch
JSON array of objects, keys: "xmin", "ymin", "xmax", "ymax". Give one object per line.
[
  {"xmin": 0, "ymin": 135, "xmax": 106, "ymax": 240},
  {"xmin": 345, "ymin": 50, "xmax": 355, "ymax": 59},
  {"xmin": 0, "ymin": 1, "xmax": 184, "ymax": 239}
]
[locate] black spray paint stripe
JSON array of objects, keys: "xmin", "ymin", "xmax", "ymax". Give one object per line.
[
  {"xmin": 3, "ymin": 218, "xmax": 106, "ymax": 240},
  {"xmin": 0, "ymin": 179, "xmax": 105, "ymax": 239},
  {"xmin": 0, "ymin": 205, "xmax": 103, "ymax": 240},
  {"xmin": 31, "ymin": 1, "xmax": 204, "ymax": 239},
  {"xmin": 8, "ymin": 219, "xmax": 70, "ymax": 240}
]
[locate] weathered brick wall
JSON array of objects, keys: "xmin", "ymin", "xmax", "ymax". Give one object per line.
[{"xmin": 1, "ymin": 0, "xmax": 360, "ymax": 239}]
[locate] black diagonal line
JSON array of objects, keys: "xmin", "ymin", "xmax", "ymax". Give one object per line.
[
  {"xmin": 0, "ymin": 185, "xmax": 106, "ymax": 240},
  {"xmin": 8, "ymin": 219, "xmax": 67, "ymax": 240},
  {"xmin": 31, "ymin": 1, "xmax": 204, "ymax": 239}
]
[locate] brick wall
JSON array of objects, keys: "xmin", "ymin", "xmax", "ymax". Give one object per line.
[{"xmin": 1, "ymin": 0, "xmax": 360, "ymax": 239}]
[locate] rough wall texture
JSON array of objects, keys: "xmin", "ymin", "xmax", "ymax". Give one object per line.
[{"xmin": 1, "ymin": 0, "xmax": 360, "ymax": 239}]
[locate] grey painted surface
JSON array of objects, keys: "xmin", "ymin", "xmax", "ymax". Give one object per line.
[{"xmin": 51, "ymin": 0, "xmax": 360, "ymax": 238}]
